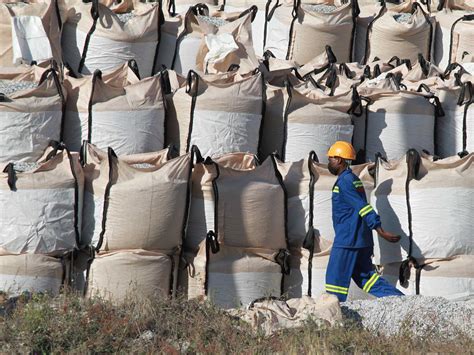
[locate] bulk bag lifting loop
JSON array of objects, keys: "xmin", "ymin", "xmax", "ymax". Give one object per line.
[
  {"xmin": 458, "ymin": 81, "xmax": 472, "ymax": 156},
  {"xmin": 185, "ymin": 70, "xmax": 200, "ymax": 153}
]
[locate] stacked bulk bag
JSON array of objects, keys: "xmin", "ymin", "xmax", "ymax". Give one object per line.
[
  {"xmin": 184, "ymin": 152, "xmax": 258, "ymax": 254},
  {"xmin": 382, "ymin": 255, "xmax": 474, "ymax": 301},
  {"xmin": 63, "ymin": 61, "xmax": 166, "ymax": 155},
  {"xmin": 363, "ymin": 1, "xmax": 434, "ymax": 64},
  {"xmin": 0, "ymin": 65, "xmax": 65, "ymax": 162},
  {"xmin": 87, "ymin": 250, "xmax": 177, "ymax": 302},
  {"xmin": 0, "ymin": 143, "xmax": 83, "ymax": 256},
  {"xmin": 434, "ymin": 76, "xmax": 473, "ymax": 157},
  {"xmin": 276, "ymin": 153, "xmax": 374, "ymax": 298},
  {"xmin": 434, "ymin": 0, "xmax": 474, "ymax": 69},
  {"xmin": 353, "ymin": 2, "xmax": 381, "ymax": 63},
  {"xmin": 160, "ymin": 4, "xmax": 258, "ymax": 75},
  {"xmin": 0, "ymin": 254, "xmax": 65, "ymax": 297},
  {"xmin": 0, "ymin": 143, "xmax": 83, "ymax": 296},
  {"xmin": 169, "ymin": 69, "xmax": 264, "ymax": 157},
  {"xmin": 0, "ymin": 0, "xmax": 62, "ymax": 66},
  {"xmin": 82, "ymin": 144, "xmax": 194, "ymax": 302},
  {"xmin": 356, "ymin": 74, "xmax": 443, "ymax": 162},
  {"xmin": 371, "ymin": 151, "xmax": 474, "ymax": 266},
  {"xmin": 61, "ymin": 0, "xmax": 162, "ymax": 76},
  {"xmin": 180, "ymin": 155, "xmax": 288, "ymax": 308},
  {"xmin": 264, "ymin": 0, "xmax": 359, "ymax": 64},
  {"xmin": 281, "ymin": 82, "xmax": 360, "ymax": 163}
]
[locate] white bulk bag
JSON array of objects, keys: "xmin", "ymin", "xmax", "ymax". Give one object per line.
[
  {"xmin": 185, "ymin": 152, "xmax": 258, "ymax": 254},
  {"xmin": 0, "ymin": 143, "xmax": 84, "ymax": 255},
  {"xmin": 87, "ymin": 249, "xmax": 178, "ymax": 303},
  {"xmin": 172, "ymin": 69, "xmax": 264, "ymax": 157},
  {"xmin": 434, "ymin": 0, "xmax": 474, "ymax": 69},
  {"xmin": 372, "ymin": 152, "xmax": 474, "ymax": 265},
  {"xmin": 62, "ymin": 0, "xmax": 162, "ymax": 76},
  {"xmin": 208, "ymin": 155, "xmax": 287, "ymax": 250},
  {"xmin": 0, "ymin": 66, "xmax": 64, "ymax": 162},
  {"xmin": 382, "ymin": 256, "xmax": 474, "ymax": 301},
  {"xmin": 84, "ymin": 67, "xmax": 166, "ymax": 156},
  {"xmin": 0, "ymin": 254, "xmax": 64, "ymax": 296},
  {"xmin": 282, "ymin": 83, "xmax": 358, "ymax": 163},
  {"xmin": 363, "ymin": 1, "xmax": 434, "ymax": 64},
  {"xmin": 0, "ymin": 0, "xmax": 62, "ymax": 66},
  {"xmin": 357, "ymin": 75, "xmax": 441, "ymax": 162},
  {"xmin": 264, "ymin": 0, "xmax": 359, "ymax": 64},
  {"xmin": 82, "ymin": 144, "xmax": 192, "ymax": 253},
  {"xmin": 181, "ymin": 245, "xmax": 283, "ymax": 308}
]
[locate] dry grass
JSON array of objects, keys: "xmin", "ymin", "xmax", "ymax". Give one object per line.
[{"xmin": 0, "ymin": 292, "xmax": 472, "ymax": 354}]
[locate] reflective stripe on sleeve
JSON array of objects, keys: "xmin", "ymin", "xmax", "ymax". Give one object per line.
[
  {"xmin": 333, "ymin": 186, "xmax": 340, "ymax": 193},
  {"xmin": 353, "ymin": 181, "xmax": 364, "ymax": 187},
  {"xmin": 359, "ymin": 204, "xmax": 374, "ymax": 217}
]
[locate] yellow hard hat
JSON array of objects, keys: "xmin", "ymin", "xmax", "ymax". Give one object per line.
[{"xmin": 327, "ymin": 141, "xmax": 356, "ymax": 160}]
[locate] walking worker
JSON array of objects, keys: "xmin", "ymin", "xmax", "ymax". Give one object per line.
[{"xmin": 325, "ymin": 141, "xmax": 404, "ymax": 302}]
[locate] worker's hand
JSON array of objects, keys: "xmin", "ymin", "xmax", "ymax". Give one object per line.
[{"xmin": 376, "ymin": 227, "xmax": 401, "ymax": 243}]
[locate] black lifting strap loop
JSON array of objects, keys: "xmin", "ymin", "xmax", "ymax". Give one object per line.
[
  {"xmin": 186, "ymin": 70, "xmax": 199, "ymax": 96},
  {"xmin": 418, "ymin": 53, "xmax": 429, "ymax": 76},
  {"xmin": 206, "ymin": 230, "xmax": 219, "ymax": 254},
  {"xmin": 399, "ymin": 256, "xmax": 419, "ymax": 288},
  {"xmin": 190, "ymin": 145, "xmax": 204, "ymax": 166},
  {"xmin": 417, "ymin": 83, "xmax": 431, "ymax": 93},
  {"xmin": 349, "ymin": 86, "xmax": 363, "ymax": 117},
  {"xmin": 433, "ymin": 96, "xmax": 445, "ymax": 117},
  {"xmin": 127, "ymin": 59, "xmax": 140, "ymax": 80},
  {"xmin": 325, "ymin": 45, "xmax": 337, "ymax": 64},
  {"xmin": 45, "ymin": 140, "xmax": 66, "ymax": 161},
  {"xmin": 302, "ymin": 226, "xmax": 315, "ymax": 252},
  {"xmin": 458, "ymin": 81, "xmax": 472, "ymax": 106},
  {"xmin": 3, "ymin": 163, "xmax": 17, "ymax": 191},
  {"xmin": 275, "ymin": 249, "xmax": 290, "ymax": 275}
]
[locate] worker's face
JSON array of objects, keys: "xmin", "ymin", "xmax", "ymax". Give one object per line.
[{"xmin": 328, "ymin": 156, "xmax": 343, "ymax": 176}]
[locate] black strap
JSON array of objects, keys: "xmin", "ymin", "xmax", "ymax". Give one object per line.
[
  {"xmin": 185, "ymin": 70, "xmax": 199, "ymax": 153},
  {"xmin": 78, "ymin": 0, "xmax": 100, "ymax": 73},
  {"xmin": 95, "ymin": 147, "xmax": 117, "ymax": 252},
  {"xmin": 302, "ymin": 150, "xmax": 318, "ymax": 296},
  {"xmin": 151, "ymin": 4, "xmax": 165, "ymax": 76},
  {"xmin": 286, "ymin": 0, "xmax": 300, "ymax": 60},
  {"xmin": 459, "ymin": 81, "xmax": 472, "ymax": 153},
  {"xmin": 239, "ymin": 5, "xmax": 258, "ymax": 22},
  {"xmin": 275, "ymin": 248, "xmax": 290, "ymax": 296},
  {"xmin": 361, "ymin": 96, "xmax": 372, "ymax": 162},
  {"xmin": 2, "ymin": 163, "xmax": 16, "ymax": 191},
  {"xmin": 418, "ymin": 53, "xmax": 430, "ymax": 77},
  {"xmin": 326, "ymin": 44, "xmax": 337, "ymax": 64},
  {"xmin": 363, "ymin": 3, "xmax": 385, "ymax": 64},
  {"xmin": 39, "ymin": 68, "xmax": 66, "ymax": 142},
  {"xmin": 349, "ymin": 86, "xmax": 363, "ymax": 117},
  {"xmin": 281, "ymin": 80, "xmax": 293, "ymax": 162},
  {"xmin": 405, "ymin": 149, "xmax": 420, "ymax": 259},
  {"xmin": 349, "ymin": 0, "xmax": 360, "ymax": 62},
  {"xmin": 87, "ymin": 70, "xmax": 102, "ymax": 143}
]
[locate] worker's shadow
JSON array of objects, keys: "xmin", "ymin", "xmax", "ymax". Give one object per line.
[{"xmin": 374, "ymin": 178, "xmax": 422, "ymax": 266}]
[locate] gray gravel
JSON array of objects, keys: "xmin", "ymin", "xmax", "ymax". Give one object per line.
[
  {"xmin": 342, "ymin": 295, "xmax": 474, "ymax": 340},
  {"xmin": 131, "ymin": 163, "xmax": 155, "ymax": 169},
  {"xmin": 0, "ymin": 80, "xmax": 37, "ymax": 96},
  {"xmin": 116, "ymin": 12, "xmax": 136, "ymax": 23},
  {"xmin": 302, "ymin": 4, "xmax": 337, "ymax": 13},
  {"xmin": 393, "ymin": 13, "xmax": 413, "ymax": 23},
  {"xmin": 197, "ymin": 15, "xmax": 228, "ymax": 27},
  {"xmin": 13, "ymin": 162, "xmax": 40, "ymax": 172}
]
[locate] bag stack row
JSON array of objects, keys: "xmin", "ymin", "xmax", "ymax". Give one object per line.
[{"xmin": 0, "ymin": 0, "xmax": 473, "ymax": 305}]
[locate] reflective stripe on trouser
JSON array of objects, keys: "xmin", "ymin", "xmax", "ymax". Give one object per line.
[{"xmin": 325, "ymin": 246, "xmax": 404, "ymax": 302}]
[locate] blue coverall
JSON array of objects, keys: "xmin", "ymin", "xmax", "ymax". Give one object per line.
[{"xmin": 325, "ymin": 168, "xmax": 404, "ymax": 302}]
